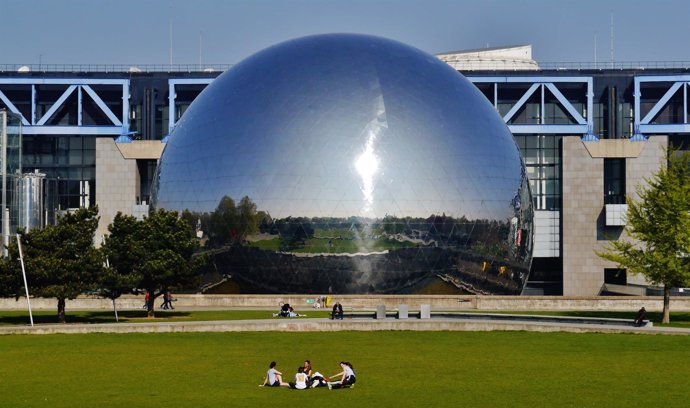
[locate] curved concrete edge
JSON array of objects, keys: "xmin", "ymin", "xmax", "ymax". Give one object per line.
[{"xmin": 0, "ymin": 318, "xmax": 688, "ymax": 336}]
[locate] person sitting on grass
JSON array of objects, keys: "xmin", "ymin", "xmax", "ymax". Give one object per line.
[
  {"xmin": 327, "ymin": 361, "xmax": 356, "ymax": 389},
  {"xmin": 331, "ymin": 302, "xmax": 344, "ymax": 320},
  {"xmin": 272, "ymin": 303, "xmax": 304, "ymax": 317},
  {"xmin": 303, "ymin": 360, "xmax": 327, "ymax": 388},
  {"xmin": 289, "ymin": 366, "xmax": 309, "ymax": 390},
  {"xmin": 259, "ymin": 361, "xmax": 289, "ymax": 387}
]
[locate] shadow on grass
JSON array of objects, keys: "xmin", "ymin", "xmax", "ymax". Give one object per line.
[
  {"xmin": 555, "ymin": 311, "xmax": 690, "ymax": 326},
  {"xmin": 0, "ymin": 310, "xmax": 191, "ymax": 325}
]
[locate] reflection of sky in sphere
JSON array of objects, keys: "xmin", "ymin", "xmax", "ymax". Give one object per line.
[{"xmin": 153, "ymin": 34, "xmax": 525, "ymax": 223}]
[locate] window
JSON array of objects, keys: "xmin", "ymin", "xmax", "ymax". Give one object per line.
[
  {"xmin": 604, "ymin": 158, "xmax": 626, "ymax": 204},
  {"xmin": 22, "ymin": 135, "xmax": 97, "ymax": 210},
  {"xmin": 514, "ymin": 135, "xmax": 562, "ymax": 210},
  {"xmin": 604, "ymin": 268, "xmax": 627, "ymax": 285}
]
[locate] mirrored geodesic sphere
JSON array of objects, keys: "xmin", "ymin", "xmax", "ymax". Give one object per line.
[{"xmin": 152, "ymin": 33, "xmax": 533, "ymax": 294}]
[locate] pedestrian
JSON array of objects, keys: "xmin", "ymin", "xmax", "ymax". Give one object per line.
[{"xmin": 161, "ymin": 290, "xmax": 175, "ymax": 310}]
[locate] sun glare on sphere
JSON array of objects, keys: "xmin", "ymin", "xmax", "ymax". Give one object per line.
[{"xmin": 355, "ymin": 137, "xmax": 379, "ymax": 208}]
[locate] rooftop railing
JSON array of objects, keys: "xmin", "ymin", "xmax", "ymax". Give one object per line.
[
  {"xmin": 0, "ymin": 63, "xmax": 234, "ymax": 74},
  {"xmin": 3, "ymin": 61, "xmax": 690, "ymax": 74}
]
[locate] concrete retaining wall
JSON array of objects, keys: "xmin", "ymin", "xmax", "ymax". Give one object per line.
[
  {"xmin": 2, "ymin": 294, "xmax": 689, "ymax": 312},
  {"xmin": 1, "ymin": 317, "xmax": 687, "ymax": 336}
]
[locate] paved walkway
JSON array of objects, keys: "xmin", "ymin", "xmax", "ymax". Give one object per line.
[{"xmin": 1, "ymin": 316, "xmax": 689, "ymax": 336}]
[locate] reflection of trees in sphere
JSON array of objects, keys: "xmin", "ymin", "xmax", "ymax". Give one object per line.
[{"xmin": 153, "ymin": 33, "xmax": 533, "ymax": 294}]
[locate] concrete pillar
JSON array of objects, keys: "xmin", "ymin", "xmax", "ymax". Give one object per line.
[
  {"xmin": 420, "ymin": 304, "xmax": 431, "ymax": 319},
  {"xmin": 398, "ymin": 304, "xmax": 408, "ymax": 319},
  {"xmin": 376, "ymin": 304, "xmax": 386, "ymax": 319}
]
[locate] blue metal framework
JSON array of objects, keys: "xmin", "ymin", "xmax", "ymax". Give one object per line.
[
  {"xmin": 0, "ymin": 78, "xmax": 129, "ymax": 136},
  {"xmin": 168, "ymin": 78, "xmax": 215, "ymax": 134},
  {"xmin": 0, "ymin": 78, "xmax": 130, "ymax": 135},
  {"xmin": 467, "ymin": 76, "xmax": 593, "ymax": 135},
  {"xmin": 634, "ymin": 75, "xmax": 690, "ymax": 134}
]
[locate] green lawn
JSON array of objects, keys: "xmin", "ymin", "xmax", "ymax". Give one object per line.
[
  {"xmin": 0, "ymin": 309, "xmax": 333, "ymax": 325},
  {"xmin": 2, "ymin": 309, "xmax": 690, "ymax": 328},
  {"xmin": 248, "ymin": 233, "xmax": 418, "ymax": 253},
  {"xmin": 0, "ymin": 331, "xmax": 688, "ymax": 407}
]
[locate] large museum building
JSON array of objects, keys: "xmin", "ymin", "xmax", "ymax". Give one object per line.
[{"xmin": 0, "ymin": 45, "xmax": 687, "ymax": 296}]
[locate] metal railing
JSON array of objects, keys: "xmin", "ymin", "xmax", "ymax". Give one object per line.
[
  {"xmin": 4, "ymin": 61, "xmax": 690, "ymax": 74},
  {"xmin": 0, "ymin": 63, "xmax": 234, "ymax": 74}
]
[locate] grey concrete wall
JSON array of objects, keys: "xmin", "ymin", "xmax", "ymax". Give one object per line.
[
  {"xmin": 2, "ymin": 294, "xmax": 689, "ymax": 312},
  {"xmin": 562, "ymin": 136, "xmax": 667, "ymax": 295},
  {"xmin": 95, "ymin": 138, "xmax": 138, "ymax": 241},
  {"xmin": 562, "ymin": 136, "xmax": 604, "ymax": 295},
  {"xmin": 4, "ymin": 318, "xmax": 687, "ymax": 336}
]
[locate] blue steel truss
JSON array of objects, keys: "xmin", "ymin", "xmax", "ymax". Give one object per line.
[
  {"xmin": 168, "ymin": 78, "xmax": 215, "ymax": 134},
  {"xmin": 0, "ymin": 78, "xmax": 130, "ymax": 135},
  {"xmin": 634, "ymin": 75, "xmax": 690, "ymax": 134},
  {"xmin": 9, "ymin": 74, "xmax": 689, "ymax": 141},
  {"xmin": 466, "ymin": 76, "xmax": 594, "ymax": 135}
]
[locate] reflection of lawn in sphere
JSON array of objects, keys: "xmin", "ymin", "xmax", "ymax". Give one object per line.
[
  {"xmin": 248, "ymin": 230, "xmax": 420, "ymax": 254},
  {"xmin": 1, "ymin": 331, "xmax": 688, "ymax": 407}
]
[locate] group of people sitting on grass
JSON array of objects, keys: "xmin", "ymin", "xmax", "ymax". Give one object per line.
[
  {"xmin": 273, "ymin": 303, "xmax": 306, "ymax": 317},
  {"xmin": 260, "ymin": 360, "xmax": 356, "ymax": 390},
  {"xmin": 272, "ymin": 301, "xmax": 345, "ymax": 319}
]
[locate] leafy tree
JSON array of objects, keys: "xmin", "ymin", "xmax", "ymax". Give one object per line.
[
  {"xmin": 237, "ymin": 196, "xmax": 259, "ymax": 241},
  {"xmin": 9, "ymin": 206, "xmax": 103, "ymax": 323},
  {"xmin": 208, "ymin": 196, "xmax": 237, "ymax": 246},
  {"xmin": 0, "ymin": 255, "xmax": 22, "ymax": 298},
  {"xmin": 598, "ymin": 150, "xmax": 690, "ymax": 323},
  {"xmin": 101, "ymin": 213, "xmax": 142, "ymax": 321},
  {"xmin": 104, "ymin": 209, "xmax": 204, "ymax": 317}
]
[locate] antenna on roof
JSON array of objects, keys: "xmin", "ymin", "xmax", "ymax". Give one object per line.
[
  {"xmin": 610, "ymin": 12, "xmax": 614, "ymax": 68},
  {"xmin": 594, "ymin": 33, "xmax": 597, "ymax": 69},
  {"xmin": 169, "ymin": 18, "xmax": 173, "ymax": 70}
]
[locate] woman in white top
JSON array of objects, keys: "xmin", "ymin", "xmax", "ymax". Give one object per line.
[
  {"xmin": 289, "ymin": 366, "xmax": 309, "ymax": 389},
  {"xmin": 328, "ymin": 361, "xmax": 356, "ymax": 389}
]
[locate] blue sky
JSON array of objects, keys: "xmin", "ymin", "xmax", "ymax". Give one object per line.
[{"xmin": 2, "ymin": 0, "xmax": 690, "ymax": 65}]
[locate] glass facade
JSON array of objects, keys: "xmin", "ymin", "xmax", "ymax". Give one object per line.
[
  {"xmin": 514, "ymin": 135, "xmax": 561, "ymax": 210},
  {"xmin": 153, "ymin": 34, "xmax": 534, "ymax": 295},
  {"xmin": 22, "ymin": 135, "xmax": 96, "ymax": 211}
]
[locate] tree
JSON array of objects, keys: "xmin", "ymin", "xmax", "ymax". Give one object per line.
[
  {"xmin": 9, "ymin": 206, "xmax": 103, "ymax": 323},
  {"xmin": 104, "ymin": 209, "xmax": 204, "ymax": 317},
  {"xmin": 101, "ymin": 213, "xmax": 143, "ymax": 321},
  {"xmin": 598, "ymin": 150, "xmax": 690, "ymax": 323},
  {"xmin": 208, "ymin": 196, "xmax": 237, "ymax": 247},
  {"xmin": 0, "ymin": 255, "xmax": 22, "ymax": 299}
]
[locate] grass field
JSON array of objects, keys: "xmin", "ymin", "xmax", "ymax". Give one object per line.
[
  {"xmin": 248, "ymin": 232, "xmax": 418, "ymax": 253},
  {"xmin": 0, "ymin": 330, "xmax": 689, "ymax": 407},
  {"xmin": 2, "ymin": 309, "xmax": 690, "ymax": 328}
]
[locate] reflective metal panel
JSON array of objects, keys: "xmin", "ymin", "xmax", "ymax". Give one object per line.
[{"xmin": 152, "ymin": 34, "xmax": 533, "ymax": 294}]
